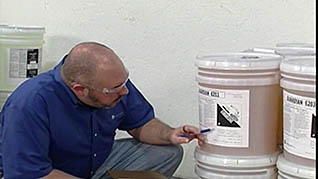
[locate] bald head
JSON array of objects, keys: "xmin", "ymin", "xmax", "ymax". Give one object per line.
[{"xmin": 61, "ymin": 42, "xmax": 124, "ymax": 86}]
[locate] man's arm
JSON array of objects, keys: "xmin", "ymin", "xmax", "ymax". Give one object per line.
[{"xmin": 128, "ymin": 118, "xmax": 204, "ymax": 145}]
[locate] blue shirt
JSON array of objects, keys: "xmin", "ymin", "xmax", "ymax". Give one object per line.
[{"xmin": 0, "ymin": 57, "xmax": 154, "ymax": 178}]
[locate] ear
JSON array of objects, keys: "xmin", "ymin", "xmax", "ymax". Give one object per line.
[{"xmin": 71, "ymin": 83, "xmax": 87, "ymax": 97}]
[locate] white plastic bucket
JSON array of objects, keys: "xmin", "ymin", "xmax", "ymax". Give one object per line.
[
  {"xmin": 194, "ymin": 147, "xmax": 279, "ymax": 179},
  {"xmin": 195, "ymin": 52, "xmax": 283, "ymax": 156},
  {"xmin": 280, "ymin": 56, "xmax": 316, "ymax": 168},
  {"xmin": 0, "ymin": 25, "xmax": 45, "ymax": 91},
  {"xmin": 277, "ymin": 154, "xmax": 315, "ymax": 179}
]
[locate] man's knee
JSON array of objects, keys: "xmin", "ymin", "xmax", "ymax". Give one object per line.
[
  {"xmin": 172, "ymin": 145, "xmax": 184, "ymax": 161},
  {"xmin": 161, "ymin": 145, "xmax": 184, "ymax": 176},
  {"xmin": 165, "ymin": 145, "xmax": 184, "ymax": 165}
]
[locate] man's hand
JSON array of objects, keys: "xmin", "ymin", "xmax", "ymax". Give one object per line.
[
  {"xmin": 128, "ymin": 118, "xmax": 205, "ymax": 146},
  {"xmin": 168, "ymin": 125, "xmax": 205, "ymax": 146}
]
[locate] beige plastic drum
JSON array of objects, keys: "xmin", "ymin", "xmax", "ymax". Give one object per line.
[
  {"xmin": 195, "ymin": 52, "xmax": 283, "ymax": 156},
  {"xmin": 242, "ymin": 46, "xmax": 315, "ymax": 150},
  {"xmin": 280, "ymin": 56, "xmax": 316, "ymax": 168}
]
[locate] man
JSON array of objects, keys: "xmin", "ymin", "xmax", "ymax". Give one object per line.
[{"xmin": 0, "ymin": 42, "xmax": 204, "ymax": 179}]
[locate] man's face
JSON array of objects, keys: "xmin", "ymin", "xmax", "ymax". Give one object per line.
[{"xmin": 82, "ymin": 62, "xmax": 129, "ymax": 108}]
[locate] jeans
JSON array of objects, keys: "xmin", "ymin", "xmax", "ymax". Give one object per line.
[{"xmin": 91, "ymin": 138, "xmax": 184, "ymax": 179}]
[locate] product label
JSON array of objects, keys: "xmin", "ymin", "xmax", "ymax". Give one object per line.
[
  {"xmin": 198, "ymin": 87, "xmax": 249, "ymax": 148},
  {"xmin": 7, "ymin": 48, "xmax": 41, "ymax": 80},
  {"xmin": 283, "ymin": 91, "xmax": 316, "ymax": 159}
]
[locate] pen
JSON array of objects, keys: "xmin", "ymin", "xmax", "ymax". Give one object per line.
[
  {"xmin": 180, "ymin": 128, "xmax": 213, "ymax": 137},
  {"xmin": 200, "ymin": 128, "xmax": 212, "ymax": 134}
]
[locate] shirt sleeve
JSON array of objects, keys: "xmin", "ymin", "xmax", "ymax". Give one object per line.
[
  {"xmin": 1, "ymin": 94, "xmax": 52, "ymax": 178},
  {"xmin": 118, "ymin": 80, "xmax": 155, "ymax": 130}
]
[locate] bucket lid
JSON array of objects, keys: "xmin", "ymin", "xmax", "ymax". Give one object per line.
[
  {"xmin": 0, "ymin": 25, "xmax": 45, "ymax": 35},
  {"xmin": 277, "ymin": 155, "xmax": 315, "ymax": 178},
  {"xmin": 276, "ymin": 42, "xmax": 316, "ymax": 48},
  {"xmin": 244, "ymin": 47, "xmax": 316, "ymax": 57},
  {"xmin": 195, "ymin": 52, "xmax": 283, "ymax": 70},
  {"xmin": 196, "ymin": 73, "xmax": 280, "ymax": 86},
  {"xmin": 280, "ymin": 56, "xmax": 316, "ymax": 76}
]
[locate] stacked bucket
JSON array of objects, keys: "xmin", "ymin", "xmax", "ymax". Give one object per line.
[
  {"xmin": 0, "ymin": 25, "xmax": 45, "ymax": 110},
  {"xmin": 194, "ymin": 43, "xmax": 316, "ymax": 179},
  {"xmin": 278, "ymin": 56, "xmax": 316, "ymax": 179},
  {"xmin": 242, "ymin": 44, "xmax": 316, "ymax": 150}
]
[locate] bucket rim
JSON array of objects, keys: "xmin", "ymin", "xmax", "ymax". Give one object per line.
[
  {"xmin": 0, "ymin": 25, "xmax": 45, "ymax": 34},
  {"xmin": 194, "ymin": 147, "xmax": 280, "ymax": 168},
  {"xmin": 196, "ymin": 73, "xmax": 280, "ymax": 86},
  {"xmin": 242, "ymin": 47, "xmax": 316, "ymax": 57},
  {"xmin": 276, "ymin": 155, "xmax": 316, "ymax": 178},
  {"xmin": 280, "ymin": 56, "xmax": 316, "ymax": 76},
  {"xmin": 195, "ymin": 52, "xmax": 282, "ymax": 70}
]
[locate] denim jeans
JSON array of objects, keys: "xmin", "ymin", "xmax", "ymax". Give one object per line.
[{"xmin": 91, "ymin": 138, "xmax": 184, "ymax": 179}]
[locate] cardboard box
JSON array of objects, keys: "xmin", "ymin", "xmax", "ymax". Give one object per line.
[{"xmin": 107, "ymin": 170, "xmax": 167, "ymax": 179}]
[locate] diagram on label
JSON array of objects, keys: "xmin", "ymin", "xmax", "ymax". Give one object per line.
[
  {"xmin": 217, "ymin": 103, "xmax": 241, "ymax": 127},
  {"xmin": 198, "ymin": 87, "xmax": 249, "ymax": 148},
  {"xmin": 26, "ymin": 49, "xmax": 40, "ymax": 78},
  {"xmin": 311, "ymin": 114, "xmax": 316, "ymax": 138}
]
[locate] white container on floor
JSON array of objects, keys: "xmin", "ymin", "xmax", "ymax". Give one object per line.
[{"xmin": 0, "ymin": 25, "xmax": 45, "ymax": 91}]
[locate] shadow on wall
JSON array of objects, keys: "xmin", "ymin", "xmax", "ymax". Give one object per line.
[{"xmin": 40, "ymin": 35, "xmax": 83, "ymax": 73}]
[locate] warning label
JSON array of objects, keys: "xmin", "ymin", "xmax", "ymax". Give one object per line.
[
  {"xmin": 198, "ymin": 87, "xmax": 249, "ymax": 148},
  {"xmin": 283, "ymin": 91, "xmax": 316, "ymax": 160},
  {"xmin": 8, "ymin": 48, "xmax": 41, "ymax": 79}
]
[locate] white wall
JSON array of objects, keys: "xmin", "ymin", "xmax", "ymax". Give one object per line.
[{"xmin": 1, "ymin": 1, "xmax": 316, "ymax": 178}]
